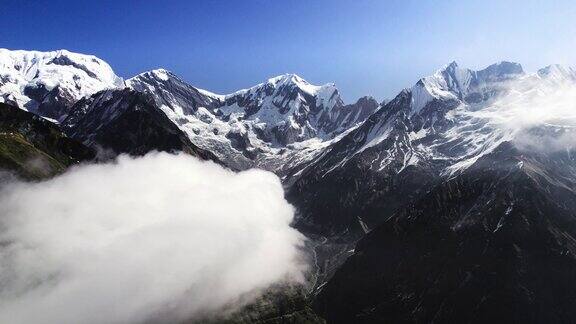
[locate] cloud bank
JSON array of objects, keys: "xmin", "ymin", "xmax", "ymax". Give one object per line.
[{"xmin": 0, "ymin": 153, "xmax": 306, "ymax": 324}]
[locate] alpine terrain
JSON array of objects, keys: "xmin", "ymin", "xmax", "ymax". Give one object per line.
[{"xmin": 1, "ymin": 48, "xmax": 575, "ymax": 323}]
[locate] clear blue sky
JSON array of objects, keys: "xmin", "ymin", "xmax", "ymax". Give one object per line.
[{"xmin": 2, "ymin": 0, "xmax": 575, "ymax": 102}]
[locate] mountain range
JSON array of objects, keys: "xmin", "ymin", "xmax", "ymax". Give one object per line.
[{"xmin": 1, "ymin": 49, "xmax": 575, "ymax": 323}]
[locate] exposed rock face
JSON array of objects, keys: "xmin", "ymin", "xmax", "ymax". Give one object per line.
[
  {"xmin": 318, "ymin": 96, "xmax": 379, "ymax": 135},
  {"xmin": 126, "ymin": 69, "xmax": 221, "ymax": 114},
  {"xmin": 63, "ymin": 88, "xmax": 220, "ymax": 162}
]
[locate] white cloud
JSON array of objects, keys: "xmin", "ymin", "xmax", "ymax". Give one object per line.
[
  {"xmin": 493, "ymin": 72, "xmax": 576, "ymax": 152},
  {"xmin": 0, "ymin": 152, "xmax": 306, "ymax": 324},
  {"xmin": 457, "ymin": 68, "xmax": 576, "ymax": 153}
]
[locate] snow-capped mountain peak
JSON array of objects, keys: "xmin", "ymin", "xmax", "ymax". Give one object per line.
[
  {"xmin": 410, "ymin": 60, "xmax": 525, "ymax": 114},
  {"xmin": 123, "ymin": 69, "xmax": 373, "ymax": 171},
  {"xmin": 265, "ymin": 73, "xmax": 336, "ymax": 97},
  {"xmin": 267, "ymin": 73, "xmax": 307, "ymax": 86},
  {"xmin": 219, "ymin": 73, "xmax": 345, "ymax": 144},
  {"xmin": 137, "ymin": 68, "xmax": 173, "ymax": 81},
  {"xmin": 225, "ymin": 73, "xmax": 340, "ymax": 106},
  {"xmin": 126, "ymin": 68, "xmax": 223, "ymax": 115},
  {"xmin": 0, "ymin": 48, "xmax": 124, "ymax": 120},
  {"xmin": 410, "ymin": 61, "xmax": 470, "ymax": 114}
]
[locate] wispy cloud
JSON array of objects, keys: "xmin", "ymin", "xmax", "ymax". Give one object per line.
[{"xmin": 480, "ymin": 68, "xmax": 576, "ymax": 152}]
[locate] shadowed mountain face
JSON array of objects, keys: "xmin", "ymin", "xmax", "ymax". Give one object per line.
[
  {"xmin": 315, "ymin": 143, "xmax": 576, "ymax": 323},
  {"xmin": 286, "ymin": 91, "xmax": 445, "ymax": 238},
  {"xmin": 63, "ymin": 88, "xmax": 221, "ymax": 163},
  {"xmin": 0, "ymin": 102, "xmax": 94, "ymax": 179}
]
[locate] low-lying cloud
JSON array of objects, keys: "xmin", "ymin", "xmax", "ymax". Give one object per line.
[{"xmin": 0, "ymin": 153, "xmax": 306, "ymax": 324}]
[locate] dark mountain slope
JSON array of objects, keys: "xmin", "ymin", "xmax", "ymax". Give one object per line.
[
  {"xmin": 63, "ymin": 88, "xmax": 221, "ymax": 163},
  {"xmin": 315, "ymin": 143, "xmax": 576, "ymax": 323},
  {"xmin": 0, "ymin": 102, "xmax": 94, "ymax": 179}
]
